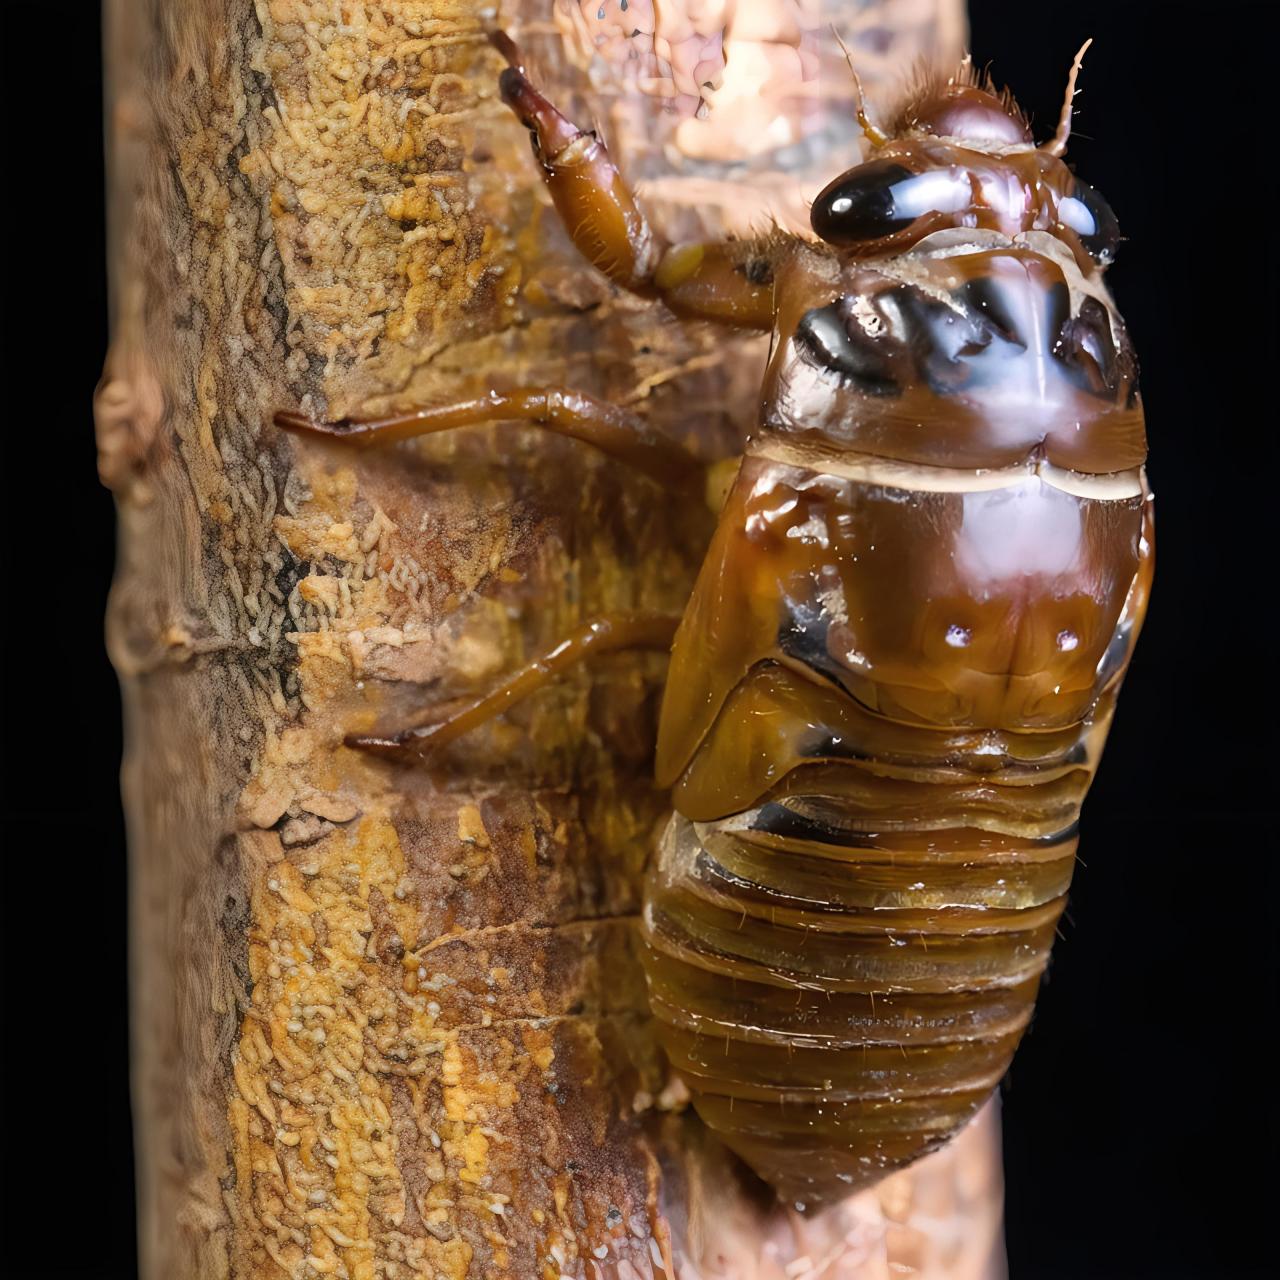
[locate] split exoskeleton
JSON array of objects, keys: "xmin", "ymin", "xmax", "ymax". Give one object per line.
[{"xmin": 278, "ymin": 33, "xmax": 1153, "ymax": 1209}]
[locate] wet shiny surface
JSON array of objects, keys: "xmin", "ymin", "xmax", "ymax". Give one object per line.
[
  {"xmin": 643, "ymin": 165, "xmax": 1151, "ymax": 1200},
  {"xmin": 643, "ymin": 432, "xmax": 1149, "ymax": 1202},
  {"xmin": 643, "ymin": 812, "xmax": 1064, "ymax": 1204},
  {"xmin": 656, "ymin": 455, "xmax": 1148, "ymax": 794},
  {"xmin": 811, "ymin": 136, "xmax": 1118, "ymax": 264},
  {"xmin": 763, "ymin": 238, "xmax": 1145, "ymax": 473}
]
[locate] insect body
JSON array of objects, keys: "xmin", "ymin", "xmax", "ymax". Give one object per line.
[{"xmin": 278, "ymin": 34, "xmax": 1152, "ymax": 1210}]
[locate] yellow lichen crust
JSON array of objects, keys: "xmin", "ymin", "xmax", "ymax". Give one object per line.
[
  {"xmin": 248, "ymin": 1, "xmax": 520, "ymax": 394},
  {"xmin": 226, "ymin": 421, "xmax": 702, "ymax": 1278},
  {"xmin": 231, "ymin": 802, "xmax": 658, "ymax": 1277}
]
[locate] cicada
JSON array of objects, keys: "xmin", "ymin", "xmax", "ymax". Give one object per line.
[{"xmin": 277, "ymin": 32, "xmax": 1152, "ymax": 1210}]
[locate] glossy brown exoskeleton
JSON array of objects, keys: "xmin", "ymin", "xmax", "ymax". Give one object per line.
[{"xmin": 277, "ymin": 34, "xmax": 1153, "ymax": 1209}]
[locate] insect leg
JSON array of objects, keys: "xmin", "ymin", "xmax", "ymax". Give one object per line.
[
  {"xmin": 490, "ymin": 31, "xmax": 778, "ymax": 330},
  {"xmin": 349, "ymin": 612, "xmax": 682, "ymax": 762},
  {"xmin": 275, "ymin": 387, "xmax": 703, "ymax": 494}
]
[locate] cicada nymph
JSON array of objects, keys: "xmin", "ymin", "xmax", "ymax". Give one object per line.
[{"xmin": 277, "ymin": 34, "xmax": 1152, "ymax": 1209}]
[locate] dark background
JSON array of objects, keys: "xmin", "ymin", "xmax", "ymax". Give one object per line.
[{"xmin": 2, "ymin": 2, "xmax": 1273, "ymax": 1276}]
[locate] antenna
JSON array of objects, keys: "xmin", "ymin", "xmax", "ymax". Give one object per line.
[
  {"xmin": 1044, "ymin": 39, "xmax": 1093, "ymax": 157},
  {"xmin": 832, "ymin": 26, "xmax": 888, "ymax": 147}
]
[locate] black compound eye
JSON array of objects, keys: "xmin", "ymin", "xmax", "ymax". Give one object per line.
[
  {"xmin": 794, "ymin": 303, "xmax": 897, "ymax": 395},
  {"xmin": 811, "ymin": 160, "xmax": 971, "ymax": 246},
  {"xmin": 1057, "ymin": 180, "xmax": 1121, "ymax": 265}
]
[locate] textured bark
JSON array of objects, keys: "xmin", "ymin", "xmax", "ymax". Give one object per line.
[{"xmin": 99, "ymin": 3, "xmax": 1000, "ymax": 1278}]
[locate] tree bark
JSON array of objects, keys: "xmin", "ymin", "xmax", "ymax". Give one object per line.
[{"xmin": 98, "ymin": 3, "xmax": 999, "ymax": 1278}]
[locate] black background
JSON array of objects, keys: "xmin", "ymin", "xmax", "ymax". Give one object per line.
[{"xmin": 2, "ymin": 2, "xmax": 1274, "ymax": 1276}]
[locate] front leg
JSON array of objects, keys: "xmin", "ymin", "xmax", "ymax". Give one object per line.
[
  {"xmin": 276, "ymin": 384, "xmax": 704, "ymax": 494},
  {"xmin": 491, "ymin": 31, "xmax": 780, "ymax": 331}
]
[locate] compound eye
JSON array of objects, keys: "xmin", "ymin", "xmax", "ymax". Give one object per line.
[
  {"xmin": 1057, "ymin": 180, "xmax": 1121, "ymax": 265},
  {"xmin": 810, "ymin": 160, "xmax": 969, "ymax": 246}
]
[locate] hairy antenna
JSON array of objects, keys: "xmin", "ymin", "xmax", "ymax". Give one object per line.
[
  {"xmin": 832, "ymin": 26, "xmax": 888, "ymax": 147},
  {"xmin": 1044, "ymin": 38, "xmax": 1093, "ymax": 157}
]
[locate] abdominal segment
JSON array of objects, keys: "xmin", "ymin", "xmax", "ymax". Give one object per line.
[
  {"xmin": 642, "ymin": 811, "xmax": 1069, "ymax": 1203},
  {"xmin": 642, "ymin": 453, "xmax": 1150, "ymax": 1205}
]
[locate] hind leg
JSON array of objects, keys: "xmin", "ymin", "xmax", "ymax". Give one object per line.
[{"xmin": 349, "ymin": 612, "xmax": 682, "ymax": 763}]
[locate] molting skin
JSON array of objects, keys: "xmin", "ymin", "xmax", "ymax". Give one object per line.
[{"xmin": 642, "ymin": 69, "xmax": 1151, "ymax": 1208}]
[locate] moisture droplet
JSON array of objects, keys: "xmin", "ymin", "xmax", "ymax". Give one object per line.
[
  {"xmin": 620, "ymin": 0, "xmax": 628, "ymax": 9},
  {"xmin": 945, "ymin": 624, "xmax": 971, "ymax": 648},
  {"xmin": 598, "ymin": 5, "xmax": 606, "ymax": 17},
  {"xmin": 1056, "ymin": 629, "xmax": 1079, "ymax": 651}
]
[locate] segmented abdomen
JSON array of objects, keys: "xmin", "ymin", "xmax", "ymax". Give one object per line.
[{"xmin": 642, "ymin": 798, "xmax": 1074, "ymax": 1206}]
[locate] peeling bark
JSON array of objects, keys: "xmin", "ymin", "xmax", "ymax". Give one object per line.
[{"xmin": 100, "ymin": 3, "xmax": 1001, "ymax": 1278}]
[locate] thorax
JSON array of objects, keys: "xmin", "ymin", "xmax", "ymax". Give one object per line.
[{"xmin": 756, "ymin": 234, "xmax": 1147, "ymax": 476}]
